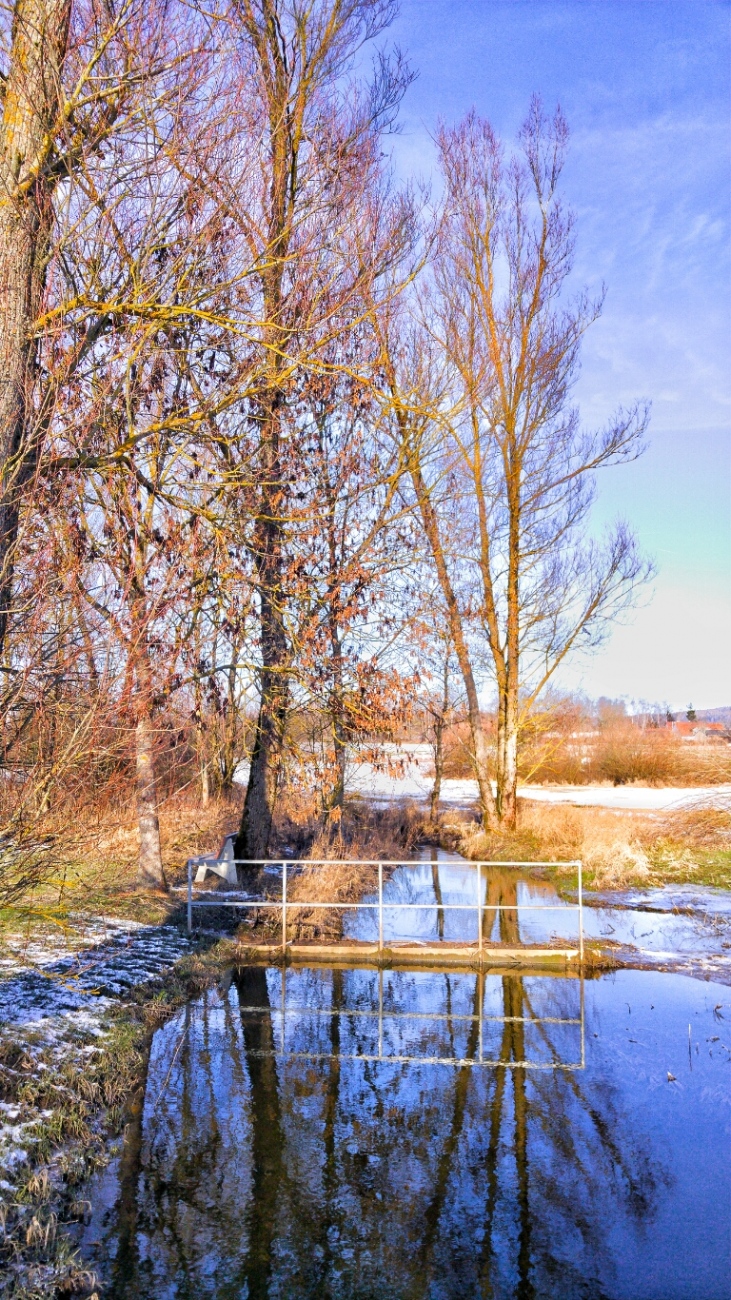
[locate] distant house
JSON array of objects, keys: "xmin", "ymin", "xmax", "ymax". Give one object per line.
[{"xmin": 666, "ymin": 720, "xmax": 728, "ymax": 741}]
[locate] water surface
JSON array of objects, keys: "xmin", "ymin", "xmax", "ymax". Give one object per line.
[
  {"xmin": 74, "ymin": 854, "xmax": 731, "ymax": 1298},
  {"xmin": 346, "ymin": 849, "xmax": 731, "ymax": 980},
  {"xmin": 76, "ymin": 963, "xmax": 730, "ymax": 1299}
]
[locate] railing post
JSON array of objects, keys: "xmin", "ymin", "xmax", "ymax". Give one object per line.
[
  {"xmin": 580, "ymin": 966, "xmax": 585, "ymax": 1069},
  {"xmin": 477, "ymin": 860, "xmax": 483, "ymax": 959},
  {"xmin": 281, "ymin": 964, "xmax": 287, "ymax": 1053},
  {"xmin": 578, "ymin": 858, "xmax": 584, "ymax": 966},
  {"xmin": 187, "ymin": 860, "xmax": 192, "ymax": 936},
  {"xmin": 378, "ymin": 966, "xmax": 383, "ymax": 1059},
  {"xmin": 282, "ymin": 859, "xmax": 287, "ymax": 958},
  {"xmin": 378, "ymin": 861, "xmax": 384, "ymax": 952}
]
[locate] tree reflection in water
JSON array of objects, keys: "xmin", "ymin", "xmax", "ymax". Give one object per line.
[{"xmin": 86, "ymin": 942, "xmax": 667, "ymax": 1300}]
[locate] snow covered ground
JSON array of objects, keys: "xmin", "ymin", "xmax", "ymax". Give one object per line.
[
  {"xmin": 343, "ymin": 743, "xmax": 731, "ymax": 811},
  {"xmin": 0, "ymin": 919, "xmax": 193, "ymax": 1191},
  {"xmin": 0, "ymin": 916, "xmax": 193, "ymax": 1027}
]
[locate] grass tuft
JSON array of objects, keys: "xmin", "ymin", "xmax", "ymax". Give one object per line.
[{"xmin": 444, "ymin": 798, "xmax": 731, "ymax": 892}]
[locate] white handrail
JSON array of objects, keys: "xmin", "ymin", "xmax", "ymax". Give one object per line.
[
  {"xmin": 378, "ymin": 861, "xmax": 384, "ymax": 952},
  {"xmin": 202, "ymin": 858, "xmax": 583, "ymax": 866},
  {"xmin": 185, "ymin": 855, "xmax": 585, "ymax": 964}
]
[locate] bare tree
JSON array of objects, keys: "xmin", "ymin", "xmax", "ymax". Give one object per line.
[
  {"xmin": 394, "ymin": 102, "xmax": 651, "ymax": 829},
  {"xmin": 0, "ymin": 0, "xmax": 72, "ymax": 655},
  {"xmin": 222, "ymin": 0, "xmax": 414, "ymax": 861},
  {"xmin": 0, "ymin": 0, "xmax": 205, "ymax": 663},
  {"xmin": 0, "ymin": 0, "xmax": 252, "ymax": 884},
  {"xmin": 415, "ymin": 600, "xmax": 460, "ymax": 819},
  {"xmin": 281, "ymin": 354, "xmax": 415, "ymax": 815}
]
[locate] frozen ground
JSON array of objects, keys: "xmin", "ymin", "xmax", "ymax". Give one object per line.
[
  {"xmin": 0, "ymin": 916, "xmax": 193, "ymax": 1026},
  {"xmin": 0, "ymin": 919, "xmax": 193, "ymax": 1192},
  {"xmin": 579, "ymin": 885, "xmax": 731, "ymax": 982},
  {"xmin": 341, "ymin": 743, "xmax": 731, "ymax": 811}
]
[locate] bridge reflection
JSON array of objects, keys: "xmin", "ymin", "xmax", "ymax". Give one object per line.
[{"xmin": 237, "ymin": 965, "xmax": 585, "ymax": 1069}]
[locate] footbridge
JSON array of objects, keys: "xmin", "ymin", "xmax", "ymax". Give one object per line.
[{"xmin": 184, "ymin": 846, "xmax": 585, "ymax": 973}]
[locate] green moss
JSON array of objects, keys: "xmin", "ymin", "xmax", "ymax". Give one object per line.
[{"xmin": 647, "ymin": 842, "xmax": 731, "ymax": 891}]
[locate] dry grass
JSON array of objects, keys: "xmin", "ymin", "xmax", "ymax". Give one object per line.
[
  {"xmin": 276, "ymin": 800, "xmax": 423, "ymax": 942},
  {"xmin": 439, "ymin": 722, "xmax": 731, "ymax": 787},
  {"xmin": 4, "ymin": 766, "xmax": 728, "ymax": 945},
  {"xmin": 91, "ymin": 787, "xmax": 244, "ymax": 886},
  {"xmin": 0, "ymin": 781, "xmax": 426, "ymax": 948},
  {"xmin": 0, "ymin": 789, "xmax": 246, "ymax": 939},
  {"xmin": 447, "ymin": 798, "xmax": 731, "ymax": 891}
]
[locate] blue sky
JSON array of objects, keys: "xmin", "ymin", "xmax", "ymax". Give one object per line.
[{"xmin": 387, "ymin": 0, "xmax": 730, "ymax": 710}]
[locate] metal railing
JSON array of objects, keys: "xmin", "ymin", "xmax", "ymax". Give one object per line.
[{"xmin": 185, "ymin": 857, "xmax": 584, "ymax": 964}]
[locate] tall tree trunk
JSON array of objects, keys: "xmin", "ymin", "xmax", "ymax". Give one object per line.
[
  {"xmin": 328, "ymin": 608, "xmax": 347, "ymax": 813},
  {"xmin": 429, "ymin": 713, "xmax": 445, "ymax": 821},
  {"xmin": 133, "ymin": 599, "xmax": 166, "ymax": 889},
  {"xmin": 495, "ymin": 472, "xmax": 521, "ymax": 829},
  {"xmin": 216, "ymin": 657, "xmax": 238, "ymax": 795},
  {"xmin": 136, "ymin": 708, "xmax": 166, "ymax": 890},
  {"xmin": 237, "ymin": 402, "xmax": 289, "ymax": 864},
  {"xmin": 429, "ymin": 648, "xmax": 451, "ymax": 820},
  {"xmin": 0, "ymin": 0, "xmax": 72, "ymax": 659},
  {"xmin": 497, "ymin": 701, "xmax": 519, "ymax": 828},
  {"xmin": 233, "ymin": 1, "xmax": 296, "ymax": 865},
  {"xmin": 409, "ymin": 456, "xmax": 498, "ymax": 829}
]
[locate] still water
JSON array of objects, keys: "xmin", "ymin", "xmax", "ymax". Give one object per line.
[
  {"xmin": 344, "ymin": 850, "xmax": 731, "ymax": 974},
  {"xmin": 76, "ymin": 858, "xmax": 731, "ymax": 1299}
]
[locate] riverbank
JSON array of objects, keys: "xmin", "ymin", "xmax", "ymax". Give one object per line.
[
  {"xmin": 0, "ymin": 800, "xmax": 421, "ymax": 1295},
  {"xmin": 1, "ymin": 788, "xmax": 730, "ymax": 1295},
  {"xmin": 0, "ymin": 923, "xmax": 238, "ymax": 1297},
  {"xmin": 5, "ymin": 849, "xmax": 725, "ymax": 1297},
  {"xmin": 342, "ymin": 747, "xmax": 731, "ymax": 890},
  {"xmin": 427, "ymin": 799, "xmax": 731, "ymax": 891}
]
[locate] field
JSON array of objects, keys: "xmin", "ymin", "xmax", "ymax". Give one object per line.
[{"xmin": 438, "ymin": 721, "xmax": 731, "ymax": 788}]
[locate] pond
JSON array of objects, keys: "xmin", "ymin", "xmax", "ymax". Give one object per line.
[{"xmin": 74, "ymin": 854, "xmax": 731, "ymax": 1299}]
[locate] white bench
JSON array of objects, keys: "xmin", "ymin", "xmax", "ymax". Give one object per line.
[{"xmin": 186, "ymin": 832, "xmax": 238, "ymax": 886}]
